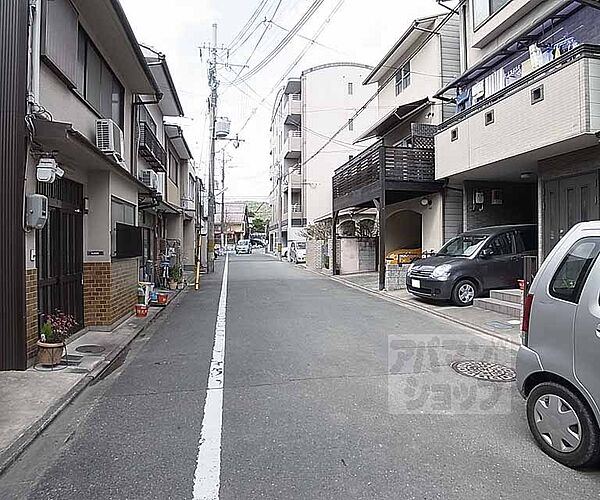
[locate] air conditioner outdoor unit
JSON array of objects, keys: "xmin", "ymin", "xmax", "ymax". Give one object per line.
[
  {"xmin": 96, "ymin": 119, "xmax": 124, "ymax": 160},
  {"xmin": 156, "ymin": 172, "xmax": 166, "ymax": 196},
  {"xmin": 140, "ymin": 169, "xmax": 159, "ymax": 191}
]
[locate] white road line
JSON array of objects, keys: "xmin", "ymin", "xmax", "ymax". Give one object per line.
[{"xmin": 193, "ymin": 254, "xmax": 229, "ymax": 500}]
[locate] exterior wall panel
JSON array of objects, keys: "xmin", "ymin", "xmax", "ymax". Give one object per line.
[{"xmin": 0, "ymin": 0, "xmax": 28, "ymax": 370}]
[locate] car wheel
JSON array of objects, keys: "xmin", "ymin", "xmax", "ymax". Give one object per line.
[
  {"xmin": 451, "ymin": 279, "xmax": 476, "ymax": 306},
  {"xmin": 527, "ymin": 382, "xmax": 600, "ymax": 469}
]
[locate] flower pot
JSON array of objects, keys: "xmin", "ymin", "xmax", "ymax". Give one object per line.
[
  {"xmin": 135, "ymin": 304, "xmax": 148, "ymax": 318},
  {"xmin": 518, "ymin": 279, "xmax": 525, "ymax": 291},
  {"xmin": 169, "ymin": 280, "xmax": 178, "ymax": 290},
  {"xmin": 157, "ymin": 293, "xmax": 168, "ymax": 305},
  {"xmin": 36, "ymin": 341, "xmax": 65, "ymax": 367}
]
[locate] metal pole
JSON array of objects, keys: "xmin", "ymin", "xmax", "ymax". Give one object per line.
[
  {"xmin": 207, "ymin": 23, "xmax": 217, "ymax": 273},
  {"xmin": 221, "ymin": 149, "xmax": 226, "ymax": 249}
]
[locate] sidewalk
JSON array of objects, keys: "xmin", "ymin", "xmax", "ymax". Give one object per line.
[
  {"xmin": 0, "ymin": 286, "xmax": 186, "ymax": 474},
  {"xmin": 332, "ymin": 272, "xmax": 522, "ymax": 346}
]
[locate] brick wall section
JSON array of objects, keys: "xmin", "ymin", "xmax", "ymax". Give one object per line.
[
  {"xmin": 25, "ymin": 269, "xmax": 38, "ymax": 361},
  {"xmin": 84, "ymin": 259, "xmax": 137, "ymax": 326},
  {"xmin": 84, "ymin": 262, "xmax": 112, "ymax": 326},
  {"xmin": 110, "ymin": 259, "xmax": 138, "ymax": 324}
]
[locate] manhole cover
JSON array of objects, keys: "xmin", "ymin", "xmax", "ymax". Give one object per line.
[
  {"xmin": 451, "ymin": 360, "xmax": 516, "ymax": 382},
  {"xmin": 75, "ymin": 345, "xmax": 105, "ymax": 354}
]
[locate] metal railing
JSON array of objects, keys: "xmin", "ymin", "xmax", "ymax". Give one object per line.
[
  {"xmin": 333, "ymin": 140, "xmax": 435, "ymax": 200},
  {"xmin": 139, "ymin": 122, "xmax": 167, "ymax": 171}
]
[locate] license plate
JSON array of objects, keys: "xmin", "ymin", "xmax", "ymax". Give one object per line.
[{"xmin": 411, "ymin": 279, "xmax": 421, "ymax": 288}]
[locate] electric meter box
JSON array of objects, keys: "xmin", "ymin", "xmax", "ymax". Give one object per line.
[{"xmin": 26, "ymin": 194, "xmax": 49, "ymax": 229}]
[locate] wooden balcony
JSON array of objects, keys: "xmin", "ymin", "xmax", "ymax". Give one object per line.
[
  {"xmin": 332, "ymin": 139, "xmax": 440, "ymax": 212},
  {"xmin": 139, "ymin": 122, "xmax": 167, "ymax": 172}
]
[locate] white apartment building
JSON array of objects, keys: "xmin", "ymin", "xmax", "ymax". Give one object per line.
[
  {"xmin": 268, "ymin": 63, "xmax": 375, "ymax": 254},
  {"xmin": 435, "ymin": 0, "xmax": 600, "ymax": 261}
]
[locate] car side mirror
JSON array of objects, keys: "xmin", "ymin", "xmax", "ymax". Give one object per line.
[{"xmin": 480, "ymin": 248, "xmax": 493, "ymax": 258}]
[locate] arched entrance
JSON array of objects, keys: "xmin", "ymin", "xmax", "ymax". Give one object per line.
[{"xmin": 385, "ymin": 210, "xmax": 422, "ymax": 260}]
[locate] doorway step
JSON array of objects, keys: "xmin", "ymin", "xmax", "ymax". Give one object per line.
[{"xmin": 473, "ymin": 289, "xmax": 522, "ymax": 319}]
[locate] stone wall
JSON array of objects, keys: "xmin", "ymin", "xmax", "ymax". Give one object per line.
[{"xmin": 25, "ymin": 269, "xmax": 38, "ymax": 362}]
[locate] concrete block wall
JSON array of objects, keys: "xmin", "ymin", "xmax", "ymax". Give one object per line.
[
  {"xmin": 385, "ymin": 264, "xmax": 408, "ymax": 291},
  {"xmin": 110, "ymin": 259, "xmax": 138, "ymax": 324}
]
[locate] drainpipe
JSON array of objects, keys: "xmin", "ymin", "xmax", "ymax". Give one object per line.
[{"xmin": 27, "ymin": 0, "xmax": 41, "ymax": 108}]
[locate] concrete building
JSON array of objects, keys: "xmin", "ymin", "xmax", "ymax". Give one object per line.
[
  {"xmin": 331, "ymin": 13, "xmax": 461, "ymax": 288},
  {"xmin": 268, "ymin": 63, "xmax": 375, "ymax": 254},
  {"xmin": 435, "ymin": 0, "xmax": 600, "ymax": 262},
  {"xmin": 0, "ymin": 0, "xmax": 199, "ymax": 370}
]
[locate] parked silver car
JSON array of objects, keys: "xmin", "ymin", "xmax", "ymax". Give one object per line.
[
  {"xmin": 289, "ymin": 241, "xmax": 306, "ymax": 264},
  {"xmin": 517, "ymin": 221, "xmax": 600, "ymax": 468}
]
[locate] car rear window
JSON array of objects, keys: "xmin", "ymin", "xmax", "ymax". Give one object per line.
[{"xmin": 549, "ymin": 237, "xmax": 600, "ymax": 304}]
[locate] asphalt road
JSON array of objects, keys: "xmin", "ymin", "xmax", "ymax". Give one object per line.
[{"xmin": 1, "ymin": 252, "xmax": 600, "ymax": 499}]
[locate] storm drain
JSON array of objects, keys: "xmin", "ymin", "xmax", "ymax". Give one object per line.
[
  {"xmin": 75, "ymin": 345, "xmax": 105, "ymax": 354},
  {"xmin": 451, "ymin": 360, "xmax": 516, "ymax": 382}
]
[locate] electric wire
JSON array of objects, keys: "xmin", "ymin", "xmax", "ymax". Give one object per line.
[{"xmin": 227, "ymin": 0, "xmax": 271, "ymax": 52}]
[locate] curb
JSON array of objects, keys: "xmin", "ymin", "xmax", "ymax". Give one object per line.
[
  {"xmin": 0, "ymin": 286, "xmax": 189, "ymax": 476},
  {"xmin": 302, "ymin": 266, "xmax": 520, "ymax": 348}
]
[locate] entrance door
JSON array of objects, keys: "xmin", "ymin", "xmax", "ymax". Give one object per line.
[
  {"xmin": 37, "ymin": 179, "xmax": 84, "ymax": 329},
  {"xmin": 544, "ymin": 173, "xmax": 599, "ymax": 255}
]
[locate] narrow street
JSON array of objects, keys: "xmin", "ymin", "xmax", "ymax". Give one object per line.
[{"xmin": 2, "ymin": 253, "xmax": 599, "ymax": 499}]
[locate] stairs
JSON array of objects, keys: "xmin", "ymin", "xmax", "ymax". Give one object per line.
[{"xmin": 473, "ymin": 289, "xmax": 523, "ymax": 319}]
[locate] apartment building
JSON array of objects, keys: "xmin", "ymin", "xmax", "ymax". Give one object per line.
[
  {"xmin": 268, "ymin": 63, "xmax": 375, "ymax": 254},
  {"xmin": 331, "ymin": 14, "xmax": 461, "ymax": 288},
  {"xmin": 435, "ymin": 0, "xmax": 600, "ymax": 262},
  {"xmin": 0, "ymin": 0, "xmax": 198, "ymax": 370}
]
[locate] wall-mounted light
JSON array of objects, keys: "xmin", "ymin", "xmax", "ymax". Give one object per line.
[
  {"xmin": 520, "ymin": 172, "xmax": 534, "ymax": 180},
  {"xmin": 84, "ymin": 196, "xmax": 89, "ymax": 214},
  {"xmin": 420, "ymin": 198, "xmax": 432, "ymax": 207}
]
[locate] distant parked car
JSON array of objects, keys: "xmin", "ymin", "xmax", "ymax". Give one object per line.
[
  {"xmin": 289, "ymin": 241, "xmax": 306, "ymax": 264},
  {"xmin": 517, "ymin": 221, "xmax": 600, "ymax": 468},
  {"xmin": 406, "ymin": 224, "xmax": 537, "ymax": 306},
  {"xmin": 235, "ymin": 239, "xmax": 252, "ymax": 255}
]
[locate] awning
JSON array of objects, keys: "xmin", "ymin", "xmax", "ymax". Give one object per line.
[
  {"xmin": 157, "ymin": 198, "xmax": 181, "ymax": 215},
  {"xmin": 32, "ymin": 118, "xmax": 151, "ymax": 193},
  {"xmin": 354, "ymin": 98, "xmax": 430, "ymax": 143},
  {"xmin": 165, "ymin": 124, "xmax": 193, "ymax": 160},
  {"xmin": 144, "ymin": 48, "xmax": 185, "ymax": 117}
]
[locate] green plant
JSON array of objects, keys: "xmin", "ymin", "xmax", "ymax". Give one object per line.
[{"xmin": 169, "ymin": 266, "xmax": 182, "ymax": 282}]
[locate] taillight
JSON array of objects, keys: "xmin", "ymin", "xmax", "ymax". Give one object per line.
[{"xmin": 521, "ymin": 293, "xmax": 534, "ymax": 345}]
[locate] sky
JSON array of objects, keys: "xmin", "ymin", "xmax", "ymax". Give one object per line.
[{"xmin": 120, "ymin": 0, "xmax": 449, "ymax": 202}]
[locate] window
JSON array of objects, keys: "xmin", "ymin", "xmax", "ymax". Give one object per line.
[
  {"xmin": 111, "ymin": 198, "xmax": 136, "ymax": 256},
  {"xmin": 451, "ymin": 128, "xmax": 459, "ymax": 142},
  {"xmin": 485, "ymin": 110, "xmax": 495, "ymax": 126},
  {"xmin": 473, "ymin": 0, "xmax": 511, "ymax": 28},
  {"xmin": 169, "ymin": 150, "xmax": 179, "ymax": 185},
  {"xmin": 348, "ymin": 118, "xmax": 354, "ymax": 131},
  {"xmin": 531, "ymin": 85, "xmax": 544, "ymax": 105},
  {"xmin": 348, "ymin": 82, "xmax": 353, "ymax": 95},
  {"xmin": 484, "ymin": 232, "xmax": 515, "ymax": 256},
  {"xmin": 188, "ymin": 174, "xmax": 195, "ymax": 199},
  {"xmin": 517, "ymin": 227, "xmax": 537, "ymax": 253},
  {"xmin": 76, "ymin": 27, "xmax": 124, "ymax": 128},
  {"xmin": 550, "ymin": 238, "xmax": 600, "ymax": 303},
  {"xmin": 395, "ymin": 61, "xmax": 411, "ymax": 95}
]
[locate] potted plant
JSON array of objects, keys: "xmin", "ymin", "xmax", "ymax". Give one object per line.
[
  {"xmin": 168, "ymin": 266, "xmax": 182, "ymax": 290},
  {"xmin": 37, "ymin": 312, "xmax": 77, "ymax": 367}
]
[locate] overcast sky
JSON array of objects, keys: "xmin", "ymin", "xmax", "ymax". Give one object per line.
[{"xmin": 120, "ymin": 0, "xmax": 448, "ymax": 201}]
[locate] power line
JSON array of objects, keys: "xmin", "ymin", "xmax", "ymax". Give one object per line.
[
  {"xmin": 236, "ymin": 0, "xmax": 327, "ymax": 83},
  {"xmin": 227, "ymin": 0, "xmax": 270, "ymax": 52}
]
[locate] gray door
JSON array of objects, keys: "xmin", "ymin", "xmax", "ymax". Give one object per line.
[{"xmin": 545, "ymin": 173, "xmax": 598, "ymax": 255}]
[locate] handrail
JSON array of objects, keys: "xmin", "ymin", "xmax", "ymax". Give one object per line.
[{"xmin": 139, "ymin": 122, "xmax": 167, "ymax": 169}]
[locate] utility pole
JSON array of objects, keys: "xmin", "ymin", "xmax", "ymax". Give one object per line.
[
  {"xmin": 277, "ymin": 162, "xmax": 283, "ymax": 261},
  {"xmin": 221, "ymin": 149, "xmax": 226, "ymax": 250},
  {"xmin": 205, "ymin": 23, "xmax": 220, "ymax": 273}
]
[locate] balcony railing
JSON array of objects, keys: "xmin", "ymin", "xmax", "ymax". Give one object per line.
[
  {"xmin": 284, "ymin": 130, "xmax": 301, "ymax": 159},
  {"xmin": 333, "ymin": 140, "xmax": 435, "ymax": 200},
  {"xmin": 139, "ymin": 122, "xmax": 167, "ymax": 172}
]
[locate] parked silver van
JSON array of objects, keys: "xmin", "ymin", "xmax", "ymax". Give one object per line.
[{"xmin": 517, "ymin": 221, "xmax": 600, "ymax": 468}]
